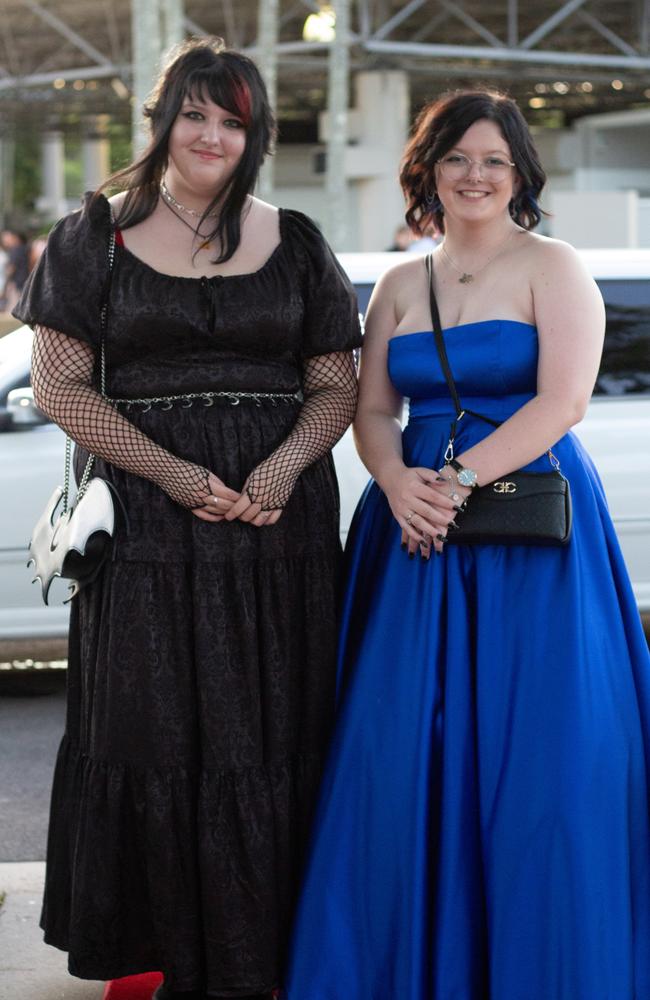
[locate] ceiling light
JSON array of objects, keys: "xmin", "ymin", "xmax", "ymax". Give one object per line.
[
  {"xmin": 552, "ymin": 81, "xmax": 569, "ymax": 94},
  {"xmin": 579, "ymin": 81, "xmax": 593, "ymax": 93},
  {"xmin": 53, "ymin": 78, "xmax": 65, "ymax": 89},
  {"xmin": 111, "ymin": 77, "xmax": 130, "ymax": 100},
  {"xmin": 303, "ymin": 5, "xmax": 336, "ymax": 42},
  {"xmin": 611, "ymin": 79, "xmax": 624, "ymax": 90},
  {"xmin": 529, "ymin": 97, "xmax": 547, "ymax": 109}
]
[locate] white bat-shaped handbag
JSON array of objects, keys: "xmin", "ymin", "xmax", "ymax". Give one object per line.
[{"xmin": 28, "ymin": 475, "xmax": 116, "ymax": 605}]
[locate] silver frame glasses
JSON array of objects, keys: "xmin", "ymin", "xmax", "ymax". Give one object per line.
[{"xmin": 436, "ymin": 154, "xmax": 516, "ymax": 182}]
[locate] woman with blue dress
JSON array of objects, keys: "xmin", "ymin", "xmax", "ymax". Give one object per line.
[{"xmin": 284, "ymin": 90, "xmax": 650, "ymax": 999}]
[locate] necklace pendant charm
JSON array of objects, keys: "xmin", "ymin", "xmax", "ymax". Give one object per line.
[
  {"xmin": 459, "ymin": 273, "xmax": 474, "ymax": 284},
  {"xmin": 198, "ymin": 239, "xmax": 212, "ymax": 251}
]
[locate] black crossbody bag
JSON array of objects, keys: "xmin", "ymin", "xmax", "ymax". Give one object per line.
[{"xmin": 425, "ymin": 254, "xmax": 572, "ymax": 546}]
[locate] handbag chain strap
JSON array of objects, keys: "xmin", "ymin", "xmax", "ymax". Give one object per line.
[
  {"xmin": 424, "ymin": 253, "xmax": 559, "ymax": 470},
  {"xmin": 61, "ymin": 216, "xmax": 116, "ymax": 513}
]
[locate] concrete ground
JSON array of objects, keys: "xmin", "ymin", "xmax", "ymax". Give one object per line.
[{"xmin": 0, "ymin": 862, "xmax": 104, "ymax": 1000}]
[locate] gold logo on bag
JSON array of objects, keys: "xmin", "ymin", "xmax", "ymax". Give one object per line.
[{"xmin": 493, "ymin": 481, "xmax": 517, "ymax": 494}]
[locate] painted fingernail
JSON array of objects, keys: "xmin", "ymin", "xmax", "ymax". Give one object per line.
[
  {"xmin": 453, "ymin": 504, "xmax": 463, "ymax": 512},
  {"xmin": 436, "ymin": 533, "xmax": 446, "ymax": 541},
  {"xmin": 436, "ymin": 475, "xmax": 446, "ymax": 482},
  {"xmin": 401, "ymin": 542, "xmax": 407, "ymax": 550},
  {"xmin": 448, "ymin": 521, "xmax": 461, "ymax": 531},
  {"xmin": 408, "ymin": 552, "xmax": 415, "ymax": 560}
]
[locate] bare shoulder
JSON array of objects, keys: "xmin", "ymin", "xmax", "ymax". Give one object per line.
[
  {"xmin": 373, "ymin": 254, "xmax": 427, "ymax": 299},
  {"xmin": 523, "ymin": 231, "xmax": 589, "ymax": 277},
  {"xmin": 526, "ymin": 232, "xmax": 604, "ymax": 327},
  {"xmin": 246, "ymin": 196, "xmax": 280, "ymax": 224},
  {"xmin": 107, "ymin": 190, "xmax": 128, "ymax": 213}
]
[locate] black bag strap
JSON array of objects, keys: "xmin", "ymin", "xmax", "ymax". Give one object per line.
[
  {"xmin": 98, "ymin": 208, "xmax": 117, "ymax": 399},
  {"xmin": 425, "ymin": 253, "xmax": 560, "ymax": 471},
  {"xmin": 62, "ymin": 211, "xmax": 117, "ymax": 511},
  {"xmin": 425, "ymin": 253, "xmax": 500, "ymax": 446}
]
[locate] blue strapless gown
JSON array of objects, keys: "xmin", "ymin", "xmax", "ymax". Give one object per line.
[{"xmin": 285, "ymin": 321, "xmax": 650, "ymax": 1000}]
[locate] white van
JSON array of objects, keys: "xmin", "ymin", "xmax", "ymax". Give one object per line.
[{"xmin": 1, "ymin": 249, "xmax": 649, "ymax": 641}]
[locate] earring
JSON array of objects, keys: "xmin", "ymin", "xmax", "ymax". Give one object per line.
[{"xmin": 425, "ymin": 189, "xmax": 443, "ymax": 214}]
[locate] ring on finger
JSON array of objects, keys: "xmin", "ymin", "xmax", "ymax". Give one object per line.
[
  {"xmin": 405, "ymin": 510, "xmax": 415, "ymax": 524},
  {"xmin": 211, "ymin": 496, "xmax": 220, "ymax": 507}
]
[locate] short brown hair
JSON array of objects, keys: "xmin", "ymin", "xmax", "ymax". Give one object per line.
[{"xmin": 400, "ymin": 89, "xmax": 546, "ymax": 235}]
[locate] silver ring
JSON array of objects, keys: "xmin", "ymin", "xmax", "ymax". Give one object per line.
[
  {"xmin": 212, "ymin": 496, "xmax": 220, "ymax": 506},
  {"xmin": 405, "ymin": 510, "xmax": 414, "ymax": 524}
]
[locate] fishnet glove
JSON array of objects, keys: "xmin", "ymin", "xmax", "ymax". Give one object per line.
[
  {"xmin": 245, "ymin": 351, "xmax": 358, "ymax": 511},
  {"xmin": 31, "ymin": 327, "xmax": 210, "ymax": 509}
]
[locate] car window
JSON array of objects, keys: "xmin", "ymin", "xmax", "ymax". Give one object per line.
[
  {"xmin": 352, "ymin": 276, "xmax": 650, "ymax": 399},
  {"xmin": 594, "ymin": 279, "xmax": 650, "ymax": 396}
]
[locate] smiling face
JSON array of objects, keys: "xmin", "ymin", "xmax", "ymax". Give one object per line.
[
  {"xmin": 166, "ymin": 94, "xmax": 247, "ymax": 202},
  {"xmin": 434, "ymin": 118, "xmax": 520, "ymax": 228}
]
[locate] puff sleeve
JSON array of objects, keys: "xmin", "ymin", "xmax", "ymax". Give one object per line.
[
  {"xmin": 12, "ymin": 193, "xmax": 111, "ymax": 347},
  {"xmin": 283, "ymin": 210, "xmax": 363, "ymax": 358}
]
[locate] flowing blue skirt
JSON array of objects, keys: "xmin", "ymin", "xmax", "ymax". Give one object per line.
[{"xmin": 285, "ymin": 371, "xmax": 650, "ymax": 999}]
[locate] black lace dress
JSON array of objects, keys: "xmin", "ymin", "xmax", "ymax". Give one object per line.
[{"xmin": 14, "ymin": 193, "xmax": 362, "ymax": 995}]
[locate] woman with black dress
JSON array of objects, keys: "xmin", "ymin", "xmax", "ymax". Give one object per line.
[{"xmin": 14, "ymin": 38, "xmax": 361, "ymax": 1000}]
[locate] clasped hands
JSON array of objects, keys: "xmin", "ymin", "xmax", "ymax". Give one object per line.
[
  {"xmin": 384, "ymin": 465, "xmax": 472, "ymax": 560},
  {"xmin": 192, "ymin": 471, "xmax": 283, "ymax": 527}
]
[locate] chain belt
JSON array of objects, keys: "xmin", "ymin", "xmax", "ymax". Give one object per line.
[{"xmin": 107, "ymin": 388, "xmax": 304, "ymax": 412}]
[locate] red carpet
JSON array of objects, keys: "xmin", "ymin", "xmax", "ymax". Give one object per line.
[{"xmin": 102, "ymin": 972, "xmax": 163, "ymax": 999}]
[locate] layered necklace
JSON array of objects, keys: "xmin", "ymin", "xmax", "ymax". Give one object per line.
[
  {"xmin": 441, "ymin": 227, "xmax": 517, "ymax": 284},
  {"xmin": 159, "ymin": 180, "xmax": 218, "ymax": 252}
]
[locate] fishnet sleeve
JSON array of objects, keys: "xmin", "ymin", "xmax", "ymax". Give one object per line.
[
  {"xmin": 245, "ymin": 350, "xmax": 358, "ymax": 511},
  {"xmin": 31, "ymin": 327, "xmax": 211, "ymax": 509}
]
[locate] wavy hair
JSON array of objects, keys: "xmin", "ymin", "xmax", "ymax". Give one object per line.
[
  {"xmin": 400, "ymin": 89, "xmax": 546, "ymax": 235},
  {"xmin": 95, "ymin": 37, "xmax": 276, "ymax": 263}
]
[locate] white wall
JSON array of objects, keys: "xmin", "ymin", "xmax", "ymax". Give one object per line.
[{"xmin": 548, "ymin": 190, "xmax": 639, "ymax": 248}]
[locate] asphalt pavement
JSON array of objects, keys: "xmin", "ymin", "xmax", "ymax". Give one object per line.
[
  {"xmin": 0, "ymin": 671, "xmax": 66, "ymax": 862},
  {"xmin": 0, "ymin": 861, "xmax": 104, "ymax": 1000},
  {"xmin": 0, "ymin": 671, "xmax": 104, "ymax": 997}
]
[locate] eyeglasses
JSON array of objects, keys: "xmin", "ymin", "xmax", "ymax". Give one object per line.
[{"xmin": 437, "ymin": 154, "xmax": 515, "ymax": 182}]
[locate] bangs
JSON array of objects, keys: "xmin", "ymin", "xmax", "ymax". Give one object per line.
[{"xmin": 183, "ymin": 69, "xmax": 252, "ymax": 126}]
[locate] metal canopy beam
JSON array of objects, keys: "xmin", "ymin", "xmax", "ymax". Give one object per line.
[
  {"xmin": 371, "ymin": 0, "xmax": 429, "ymax": 42},
  {"xmin": 364, "ymin": 38, "xmax": 650, "ymax": 70},
  {"xmin": 519, "ymin": 0, "xmax": 588, "ymax": 51},
  {"xmin": 20, "ymin": 0, "xmax": 112, "ymax": 67},
  {"xmin": 0, "ymin": 63, "xmax": 126, "ymax": 91},
  {"xmin": 437, "ymin": 0, "xmax": 503, "ymax": 49},
  {"xmin": 577, "ymin": 10, "xmax": 638, "ymax": 58}
]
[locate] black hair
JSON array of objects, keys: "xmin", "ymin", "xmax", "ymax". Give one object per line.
[
  {"xmin": 95, "ymin": 37, "xmax": 276, "ymax": 263},
  {"xmin": 400, "ymin": 89, "xmax": 547, "ymax": 235}
]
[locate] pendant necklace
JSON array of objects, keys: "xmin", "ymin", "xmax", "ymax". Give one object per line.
[
  {"xmin": 160, "ymin": 191, "xmax": 215, "ymax": 252},
  {"xmin": 160, "ymin": 179, "xmax": 218, "ymax": 219},
  {"xmin": 441, "ymin": 227, "xmax": 517, "ymax": 284}
]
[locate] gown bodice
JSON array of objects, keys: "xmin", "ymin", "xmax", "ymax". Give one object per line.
[{"xmin": 388, "ymin": 320, "xmax": 539, "ymax": 423}]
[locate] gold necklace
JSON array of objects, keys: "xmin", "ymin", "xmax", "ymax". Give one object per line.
[
  {"xmin": 160, "ymin": 179, "xmax": 218, "ymax": 219},
  {"xmin": 441, "ymin": 228, "xmax": 517, "ymax": 284}
]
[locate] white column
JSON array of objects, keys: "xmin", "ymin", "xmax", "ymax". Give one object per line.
[
  {"xmin": 354, "ymin": 70, "xmax": 409, "ymax": 251},
  {"xmin": 326, "ymin": 0, "xmax": 351, "ymax": 250},
  {"xmin": 131, "ymin": 0, "xmax": 163, "ymax": 156},
  {"xmin": 256, "ymin": 0, "xmax": 279, "ymax": 200},
  {"xmin": 82, "ymin": 116, "xmax": 111, "ymax": 192},
  {"xmin": 161, "ymin": 0, "xmax": 185, "ymax": 51},
  {"xmin": 39, "ymin": 130, "xmax": 67, "ymax": 219},
  {"xmin": 0, "ymin": 138, "xmax": 16, "ymax": 222}
]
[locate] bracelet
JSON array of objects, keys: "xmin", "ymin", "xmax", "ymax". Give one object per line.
[{"xmin": 442, "ymin": 467, "xmax": 462, "ymax": 504}]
